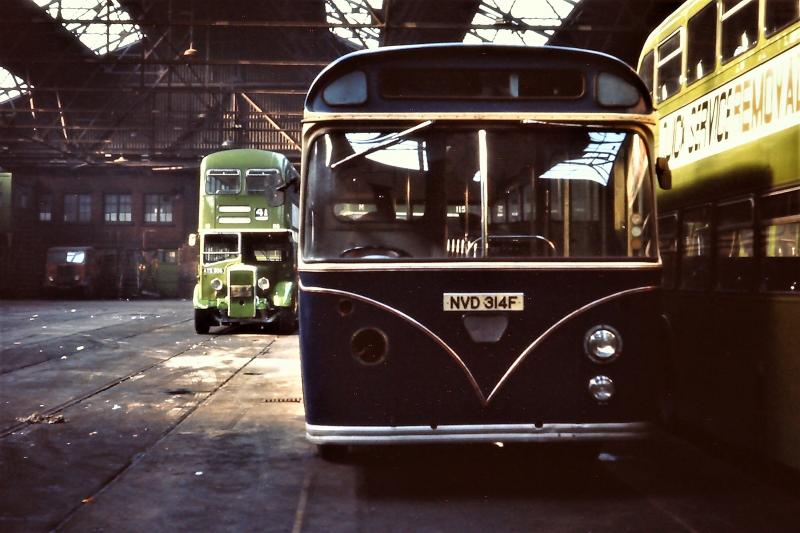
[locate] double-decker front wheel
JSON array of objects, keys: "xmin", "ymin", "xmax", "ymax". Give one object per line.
[{"xmin": 194, "ymin": 308, "xmax": 214, "ymax": 334}]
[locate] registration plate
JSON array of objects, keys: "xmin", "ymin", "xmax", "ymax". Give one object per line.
[{"xmin": 443, "ymin": 293, "xmax": 524, "ymax": 311}]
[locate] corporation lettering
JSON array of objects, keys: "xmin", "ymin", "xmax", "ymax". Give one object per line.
[{"xmin": 658, "ymin": 46, "xmax": 800, "ymax": 169}]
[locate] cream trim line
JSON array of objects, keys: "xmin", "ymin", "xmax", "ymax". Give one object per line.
[
  {"xmin": 307, "ymin": 422, "xmax": 653, "ymax": 444},
  {"xmin": 299, "ymin": 260, "xmax": 661, "ymax": 272},
  {"xmin": 299, "ymin": 282, "xmax": 658, "ymax": 405},
  {"xmin": 301, "ymin": 281, "xmax": 484, "ymax": 402},
  {"xmin": 302, "ymin": 112, "xmax": 656, "ymax": 125}
]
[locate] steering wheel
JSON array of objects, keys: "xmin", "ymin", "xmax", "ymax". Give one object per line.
[
  {"xmin": 468, "ymin": 235, "xmax": 557, "ymax": 256},
  {"xmin": 340, "ymin": 245, "xmax": 410, "ymax": 259}
]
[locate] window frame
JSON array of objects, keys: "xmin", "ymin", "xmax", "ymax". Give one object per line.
[
  {"xmin": 655, "ymin": 28, "xmax": 685, "ymax": 103},
  {"xmin": 638, "ymin": 49, "xmax": 655, "ymax": 98},
  {"xmin": 63, "ymin": 193, "xmax": 92, "ymax": 224},
  {"xmin": 38, "ymin": 192, "xmax": 52, "ymax": 222},
  {"xmin": 757, "ymin": 186, "xmax": 800, "ymax": 294},
  {"xmin": 679, "ymin": 203, "xmax": 714, "ymax": 291},
  {"xmin": 104, "ymin": 193, "xmax": 133, "ymax": 224},
  {"xmin": 686, "ymin": 1, "xmax": 718, "ymax": 86},
  {"xmin": 715, "ymin": 196, "xmax": 756, "ymax": 292},
  {"xmin": 658, "ymin": 211, "xmax": 680, "ymax": 289},
  {"xmin": 143, "ymin": 193, "xmax": 174, "ymax": 225},
  {"xmin": 720, "ymin": 0, "xmax": 759, "ymax": 64},
  {"xmin": 764, "ymin": 0, "xmax": 800, "ymax": 37}
]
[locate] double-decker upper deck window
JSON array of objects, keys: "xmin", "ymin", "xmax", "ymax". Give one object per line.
[
  {"xmin": 657, "ymin": 31, "xmax": 683, "ymax": 102},
  {"xmin": 206, "ymin": 169, "xmax": 240, "ymax": 195},
  {"xmin": 638, "ymin": 50, "xmax": 655, "ymax": 97},
  {"xmin": 759, "ymin": 188, "xmax": 800, "ymax": 292},
  {"xmin": 766, "ymin": 0, "xmax": 800, "ymax": 36},
  {"xmin": 721, "ymin": 0, "xmax": 758, "ymax": 62},
  {"xmin": 687, "ymin": 2, "xmax": 717, "ymax": 84},
  {"xmin": 245, "ymin": 169, "xmax": 281, "ymax": 194}
]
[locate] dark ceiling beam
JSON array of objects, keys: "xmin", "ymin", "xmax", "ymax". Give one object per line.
[{"xmin": 10, "ymin": 57, "xmax": 332, "ymax": 67}]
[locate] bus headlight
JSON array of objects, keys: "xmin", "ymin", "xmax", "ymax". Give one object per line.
[
  {"xmin": 588, "ymin": 375, "xmax": 614, "ymax": 402},
  {"xmin": 257, "ymin": 277, "xmax": 270, "ymax": 291},
  {"xmin": 210, "ymin": 278, "xmax": 224, "ymax": 291},
  {"xmin": 584, "ymin": 325, "xmax": 622, "ymax": 363}
]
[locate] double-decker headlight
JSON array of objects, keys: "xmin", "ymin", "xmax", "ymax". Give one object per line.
[
  {"xmin": 210, "ymin": 277, "xmax": 224, "ymax": 291},
  {"xmin": 584, "ymin": 325, "xmax": 622, "ymax": 363},
  {"xmin": 257, "ymin": 277, "xmax": 270, "ymax": 291}
]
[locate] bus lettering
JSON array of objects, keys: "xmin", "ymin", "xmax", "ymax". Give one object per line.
[{"xmin": 658, "ymin": 45, "xmax": 800, "ymax": 169}]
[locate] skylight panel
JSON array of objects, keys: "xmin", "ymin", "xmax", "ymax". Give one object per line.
[
  {"xmin": 464, "ymin": 0, "xmax": 579, "ymax": 46},
  {"xmin": 540, "ymin": 132, "xmax": 625, "ymax": 186},
  {"xmin": 326, "ymin": 0, "xmax": 383, "ymax": 49},
  {"xmin": 0, "ymin": 68, "xmax": 31, "ymax": 105},
  {"xmin": 30, "ymin": 0, "xmax": 143, "ymax": 55}
]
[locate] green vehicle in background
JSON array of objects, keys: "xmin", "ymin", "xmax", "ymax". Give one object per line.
[{"xmin": 192, "ymin": 149, "xmax": 299, "ymax": 334}]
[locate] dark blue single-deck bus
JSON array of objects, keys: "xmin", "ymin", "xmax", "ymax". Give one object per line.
[{"xmin": 299, "ymin": 44, "xmax": 673, "ymax": 457}]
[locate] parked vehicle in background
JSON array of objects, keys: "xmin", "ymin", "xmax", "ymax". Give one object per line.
[
  {"xmin": 43, "ymin": 246, "xmax": 116, "ymax": 297},
  {"xmin": 192, "ymin": 149, "xmax": 299, "ymax": 334}
]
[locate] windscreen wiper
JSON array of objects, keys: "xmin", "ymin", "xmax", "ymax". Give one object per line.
[{"xmin": 330, "ymin": 120, "xmax": 434, "ymax": 169}]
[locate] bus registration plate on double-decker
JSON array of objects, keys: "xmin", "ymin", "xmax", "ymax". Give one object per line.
[{"xmin": 443, "ymin": 293, "xmax": 524, "ymax": 311}]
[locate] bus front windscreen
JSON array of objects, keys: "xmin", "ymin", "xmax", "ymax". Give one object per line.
[{"xmin": 303, "ymin": 126, "xmax": 655, "ymax": 261}]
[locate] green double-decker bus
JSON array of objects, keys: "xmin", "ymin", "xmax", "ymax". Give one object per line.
[
  {"xmin": 638, "ymin": 0, "xmax": 799, "ymax": 470},
  {"xmin": 193, "ymin": 149, "xmax": 299, "ymax": 334}
]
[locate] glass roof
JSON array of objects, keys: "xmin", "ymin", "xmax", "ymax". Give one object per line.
[
  {"xmin": 326, "ymin": 0, "xmax": 384, "ymax": 49},
  {"xmin": 464, "ymin": 0, "xmax": 579, "ymax": 46},
  {"xmin": 30, "ymin": 0, "xmax": 143, "ymax": 55},
  {"xmin": 540, "ymin": 132, "xmax": 626, "ymax": 185},
  {"xmin": 0, "ymin": 68, "xmax": 31, "ymax": 105},
  {"xmin": 326, "ymin": 0, "xmax": 579, "ymax": 49}
]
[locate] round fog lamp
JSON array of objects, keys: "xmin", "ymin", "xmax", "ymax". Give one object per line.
[
  {"xmin": 351, "ymin": 327, "xmax": 388, "ymax": 365},
  {"xmin": 257, "ymin": 277, "xmax": 270, "ymax": 291},
  {"xmin": 584, "ymin": 325, "xmax": 622, "ymax": 362},
  {"xmin": 210, "ymin": 277, "xmax": 224, "ymax": 291},
  {"xmin": 588, "ymin": 375, "xmax": 615, "ymax": 402}
]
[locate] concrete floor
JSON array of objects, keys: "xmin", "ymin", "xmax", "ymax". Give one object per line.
[{"xmin": 0, "ymin": 300, "xmax": 798, "ymax": 532}]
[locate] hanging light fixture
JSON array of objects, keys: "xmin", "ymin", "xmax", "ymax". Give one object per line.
[{"xmin": 183, "ymin": 5, "xmax": 198, "ymax": 57}]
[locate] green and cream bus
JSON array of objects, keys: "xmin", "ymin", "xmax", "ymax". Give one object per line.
[
  {"xmin": 638, "ymin": 0, "xmax": 799, "ymax": 469},
  {"xmin": 192, "ymin": 149, "xmax": 299, "ymax": 334}
]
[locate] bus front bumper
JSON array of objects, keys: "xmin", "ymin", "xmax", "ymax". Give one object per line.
[{"xmin": 306, "ymin": 422, "xmax": 653, "ymax": 445}]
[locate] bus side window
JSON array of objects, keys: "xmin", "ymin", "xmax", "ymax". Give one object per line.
[
  {"xmin": 759, "ymin": 188, "xmax": 800, "ymax": 293},
  {"xmin": 680, "ymin": 205, "xmax": 712, "ymax": 290},
  {"xmin": 765, "ymin": 0, "xmax": 799, "ymax": 36},
  {"xmin": 658, "ymin": 212, "xmax": 678, "ymax": 289},
  {"xmin": 638, "ymin": 50, "xmax": 654, "ymax": 98},
  {"xmin": 686, "ymin": 2, "xmax": 717, "ymax": 84},
  {"xmin": 716, "ymin": 198, "xmax": 754, "ymax": 291},
  {"xmin": 721, "ymin": 0, "xmax": 758, "ymax": 62},
  {"xmin": 656, "ymin": 31, "xmax": 682, "ymax": 103}
]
